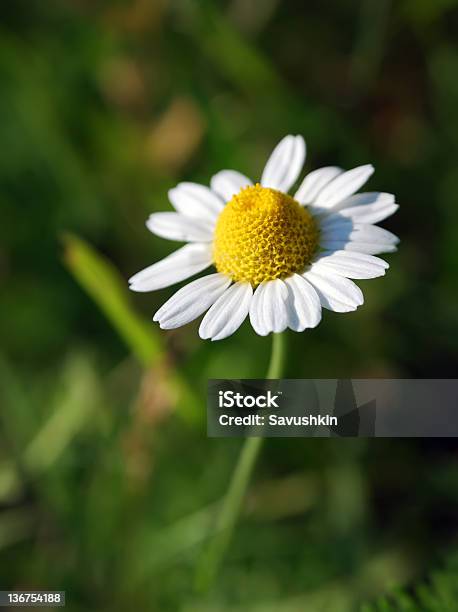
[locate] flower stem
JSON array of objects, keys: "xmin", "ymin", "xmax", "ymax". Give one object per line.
[
  {"xmin": 266, "ymin": 330, "xmax": 287, "ymax": 379},
  {"xmin": 195, "ymin": 332, "xmax": 286, "ymax": 591}
]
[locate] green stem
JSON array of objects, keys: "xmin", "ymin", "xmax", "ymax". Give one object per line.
[
  {"xmin": 195, "ymin": 333, "xmax": 286, "ymax": 591},
  {"xmin": 266, "ymin": 331, "xmax": 287, "ymax": 379}
]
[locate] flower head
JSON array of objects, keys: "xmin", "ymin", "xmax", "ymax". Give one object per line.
[
  {"xmin": 129, "ymin": 135, "xmax": 399, "ymax": 340},
  {"xmin": 213, "ymin": 184, "xmax": 319, "ymax": 285}
]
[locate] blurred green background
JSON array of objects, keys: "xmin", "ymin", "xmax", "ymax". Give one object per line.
[{"xmin": 1, "ymin": 0, "xmax": 458, "ymax": 610}]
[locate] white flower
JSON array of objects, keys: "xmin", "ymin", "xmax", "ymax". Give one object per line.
[{"xmin": 129, "ymin": 135, "xmax": 399, "ymax": 341}]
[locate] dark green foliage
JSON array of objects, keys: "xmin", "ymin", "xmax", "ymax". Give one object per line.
[
  {"xmin": 1, "ymin": 1, "xmax": 458, "ymax": 610},
  {"xmin": 363, "ymin": 555, "xmax": 458, "ymax": 611}
]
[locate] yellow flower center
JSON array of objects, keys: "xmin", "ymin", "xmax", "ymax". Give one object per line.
[{"xmin": 213, "ymin": 184, "xmax": 319, "ymax": 286}]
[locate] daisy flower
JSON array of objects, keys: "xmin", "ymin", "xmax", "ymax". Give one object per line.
[{"xmin": 129, "ymin": 135, "xmax": 399, "ymax": 341}]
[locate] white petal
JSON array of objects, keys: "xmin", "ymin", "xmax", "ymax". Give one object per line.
[
  {"xmin": 319, "ymin": 219, "xmax": 399, "ymax": 254},
  {"xmin": 304, "ymin": 270, "xmax": 364, "ymax": 312},
  {"xmin": 210, "ymin": 170, "xmax": 253, "ymax": 202},
  {"xmin": 313, "ymin": 164, "xmax": 374, "ymax": 209},
  {"xmin": 249, "ymin": 280, "xmax": 289, "ymax": 336},
  {"xmin": 146, "ymin": 212, "xmax": 215, "ymax": 242},
  {"xmin": 311, "ymin": 250, "xmax": 388, "ymax": 279},
  {"xmin": 325, "ymin": 191, "xmax": 395, "ymax": 215},
  {"xmin": 129, "ymin": 243, "xmax": 213, "ymax": 292},
  {"xmin": 320, "ymin": 218, "xmax": 398, "ymax": 244},
  {"xmin": 199, "ymin": 282, "xmax": 253, "ymax": 341},
  {"xmin": 320, "ymin": 240, "xmax": 397, "ymax": 255},
  {"xmin": 338, "ymin": 196, "xmax": 399, "ymax": 224},
  {"xmin": 294, "ymin": 166, "xmax": 343, "ymax": 205},
  {"xmin": 284, "ymin": 274, "xmax": 322, "ymax": 331},
  {"xmin": 168, "ymin": 182, "xmax": 224, "ymax": 222},
  {"xmin": 350, "ymin": 224, "xmax": 399, "ymax": 246},
  {"xmin": 249, "ymin": 282, "xmax": 268, "ymax": 336},
  {"xmin": 319, "ymin": 213, "xmax": 354, "ymax": 229},
  {"xmin": 261, "ymin": 135, "xmax": 306, "ymax": 192},
  {"xmin": 263, "ymin": 280, "xmax": 290, "ymax": 333},
  {"xmin": 153, "ymin": 273, "xmax": 231, "ymax": 329}
]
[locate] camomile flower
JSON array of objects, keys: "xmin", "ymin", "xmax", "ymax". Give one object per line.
[{"xmin": 129, "ymin": 135, "xmax": 399, "ymax": 341}]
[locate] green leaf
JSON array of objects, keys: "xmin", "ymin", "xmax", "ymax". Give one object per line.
[
  {"xmin": 62, "ymin": 233, "xmax": 200, "ymax": 422},
  {"xmin": 362, "ymin": 554, "xmax": 458, "ymax": 611},
  {"xmin": 62, "ymin": 233, "xmax": 161, "ymax": 367}
]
